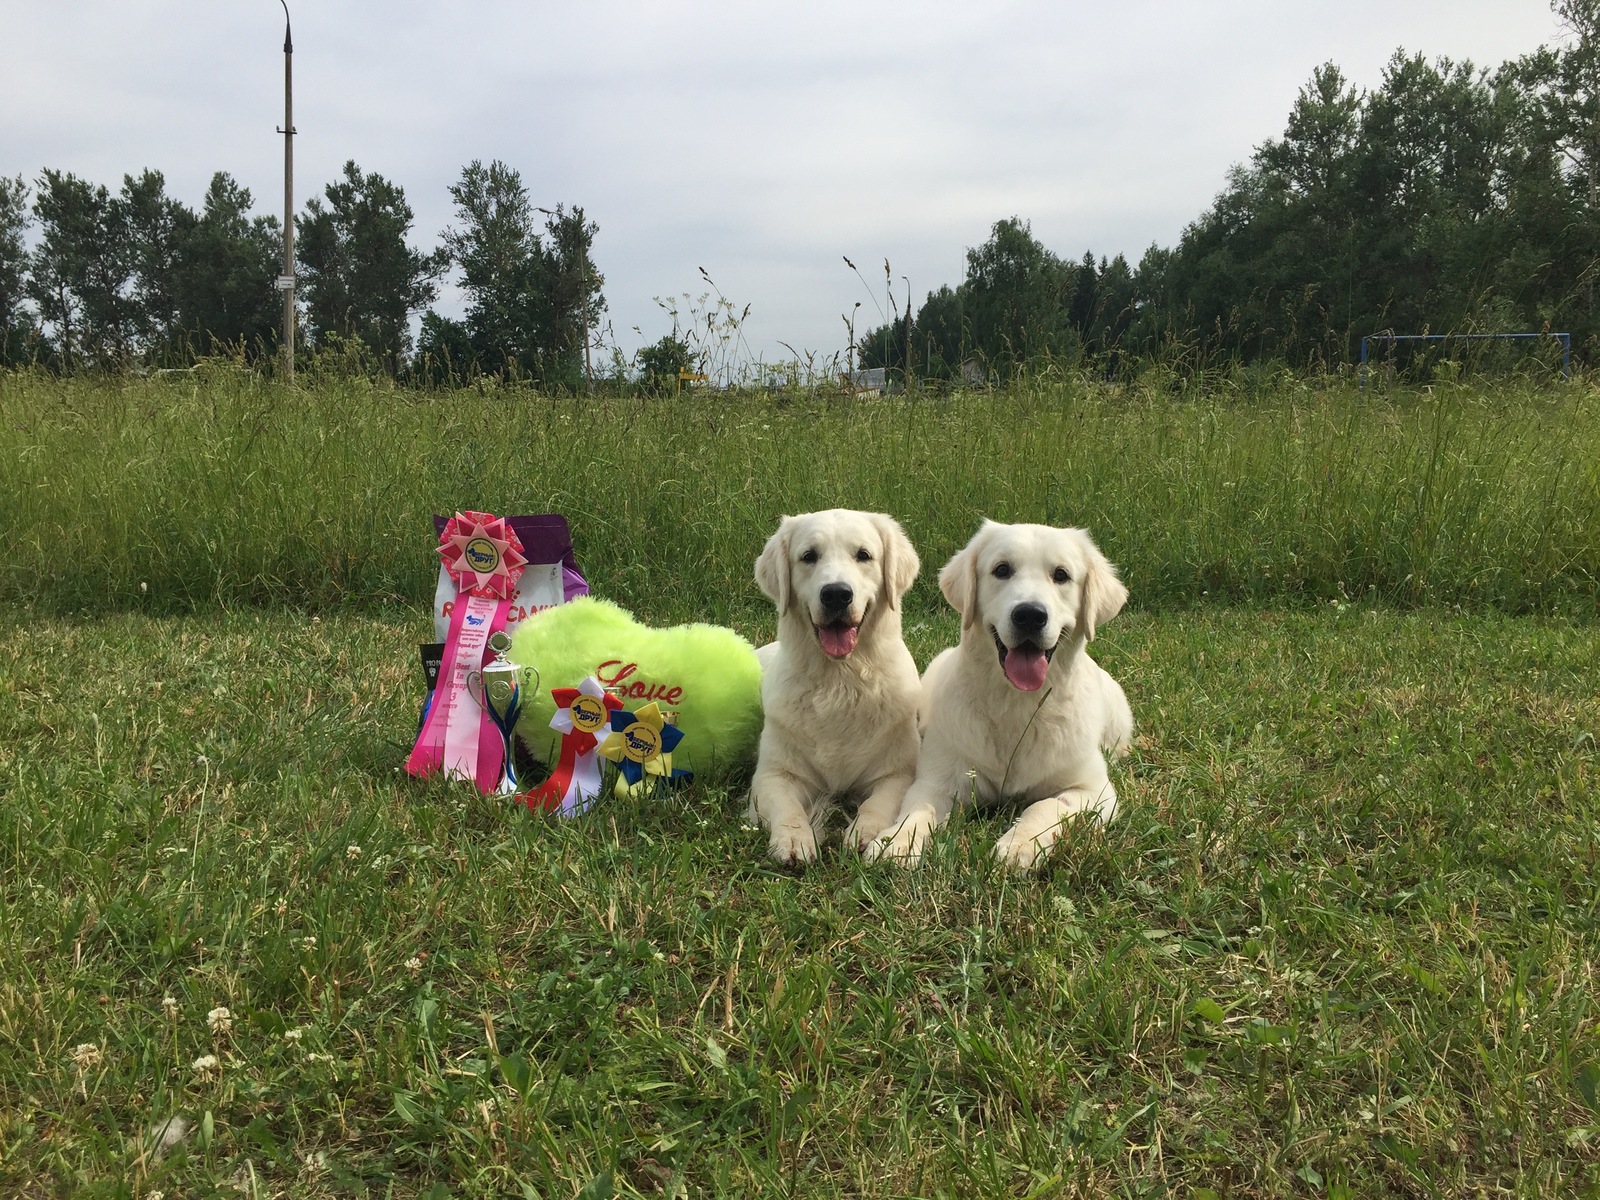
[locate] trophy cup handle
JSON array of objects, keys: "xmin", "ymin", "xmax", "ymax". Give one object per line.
[{"xmin": 464, "ymin": 669, "xmax": 485, "ymax": 712}]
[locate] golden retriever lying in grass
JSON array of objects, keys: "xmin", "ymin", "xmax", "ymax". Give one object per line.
[
  {"xmin": 868, "ymin": 520, "xmax": 1131, "ymax": 872},
  {"xmin": 749, "ymin": 509, "xmax": 921, "ymax": 865}
]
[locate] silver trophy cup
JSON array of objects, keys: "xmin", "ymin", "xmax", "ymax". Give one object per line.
[{"xmin": 466, "ymin": 630, "xmax": 540, "ymax": 796}]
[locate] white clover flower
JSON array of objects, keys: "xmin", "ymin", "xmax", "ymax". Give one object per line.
[
  {"xmin": 192, "ymin": 1054, "xmax": 220, "ymax": 1079},
  {"xmin": 162, "ymin": 996, "xmax": 180, "ymax": 1020},
  {"xmin": 70, "ymin": 1043, "xmax": 103, "ymax": 1071},
  {"xmin": 305, "ymin": 1052, "xmax": 334, "ymax": 1063},
  {"xmin": 345, "ymin": 844, "xmax": 362, "ymax": 861},
  {"xmin": 206, "ymin": 1006, "xmax": 233, "ymax": 1034},
  {"xmin": 404, "ymin": 957, "xmax": 423, "ymax": 976},
  {"xmin": 283, "ymin": 1027, "xmax": 305, "ymax": 1043},
  {"xmin": 301, "ymin": 936, "xmax": 317, "ymax": 951},
  {"xmin": 274, "ymin": 897, "xmax": 288, "ymax": 916}
]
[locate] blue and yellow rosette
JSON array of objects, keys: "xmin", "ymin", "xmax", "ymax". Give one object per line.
[{"xmin": 596, "ymin": 702, "xmax": 690, "ymax": 794}]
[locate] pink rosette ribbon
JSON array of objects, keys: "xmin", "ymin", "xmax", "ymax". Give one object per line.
[{"xmin": 405, "ymin": 511, "xmax": 528, "ymax": 791}]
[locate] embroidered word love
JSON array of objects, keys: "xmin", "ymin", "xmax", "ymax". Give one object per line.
[{"xmin": 595, "ymin": 659, "xmax": 684, "ymax": 706}]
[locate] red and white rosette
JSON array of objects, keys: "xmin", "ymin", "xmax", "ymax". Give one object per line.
[
  {"xmin": 519, "ymin": 676, "xmax": 622, "ymax": 815},
  {"xmin": 406, "ymin": 511, "xmax": 528, "ymax": 791}
]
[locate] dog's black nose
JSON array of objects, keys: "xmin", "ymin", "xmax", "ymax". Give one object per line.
[
  {"xmin": 1011, "ymin": 602, "xmax": 1049, "ymax": 637},
  {"xmin": 820, "ymin": 583, "xmax": 854, "ymax": 614}
]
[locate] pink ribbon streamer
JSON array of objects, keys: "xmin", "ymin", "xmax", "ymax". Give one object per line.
[{"xmin": 405, "ymin": 592, "xmax": 511, "ymax": 790}]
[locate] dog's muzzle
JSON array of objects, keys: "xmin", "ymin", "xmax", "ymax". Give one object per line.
[
  {"xmin": 816, "ymin": 582, "xmax": 860, "ymax": 659},
  {"xmin": 992, "ymin": 625, "xmax": 1057, "ymax": 692}
]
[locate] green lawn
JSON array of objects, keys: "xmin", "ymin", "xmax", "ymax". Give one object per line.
[{"xmin": 3, "ymin": 604, "xmax": 1597, "ymax": 1197}]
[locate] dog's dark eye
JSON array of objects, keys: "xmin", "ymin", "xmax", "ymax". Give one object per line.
[
  {"xmin": 799, "ymin": 548, "xmax": 818, "ymax": 565},
  {"xmin": 855, "ymin": 548, "xmax": 872, "ymax": 562},
  {"xmin": 1053, "ymin": 567, "xmax": 1071, "ymax": 584},
  {"xmin": 992, "ymin": 562, "xmax": 1012, "ymax": 580}
]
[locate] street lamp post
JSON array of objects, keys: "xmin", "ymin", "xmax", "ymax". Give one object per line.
[{"xmin": 276, "ymin": 1, "xmax": 296, "ymax": 384}]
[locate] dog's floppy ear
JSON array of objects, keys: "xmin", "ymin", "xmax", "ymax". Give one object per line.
[
  {"xmin": 939, "ymin": 522, "xmax": 987, "ymax": 631},
  {"xmin": 1075, "ymin": 529, "xmax": 1128, "ymax": 641},
  {"xmin": 754, "ymin": 517, "xmax": 794, "ymax": 612},
  {"xmin": 870, "ymin": 513, "xmax": 920, "ymax": 609}
]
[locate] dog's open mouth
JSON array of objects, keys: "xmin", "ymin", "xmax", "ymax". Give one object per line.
[
  {"xmin": 816, "ymin": 620, "xmax": 861, "ymax": 659},
  {"xmin": 992, "ymin": 627, "xmax": 1055, "ymax": 691}
]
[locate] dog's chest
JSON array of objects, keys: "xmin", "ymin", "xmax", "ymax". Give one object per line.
[
  {"xmin": 766, "ymin": 659, "xmax": 919, "ymax": 787},
  {"xmin": 771, "ymin": 665, "xmax": 909, "ymax": 731},
  {"xmin": 959, "ymin": 688, "xmax": 1104, "ymax": 801}
]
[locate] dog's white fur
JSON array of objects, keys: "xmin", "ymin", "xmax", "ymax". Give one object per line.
[
  {"xmin": 867, "ymin": 520, "xmax": 1131, "ymax": 871},
  {"xmin": 749, "ymin": 509, "xmax": 921, "ymax": 865}
]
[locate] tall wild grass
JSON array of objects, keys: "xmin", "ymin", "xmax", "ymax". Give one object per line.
[{"xmin": 2, "ymin": 367, "xmax": 1596, "ymax": 620}]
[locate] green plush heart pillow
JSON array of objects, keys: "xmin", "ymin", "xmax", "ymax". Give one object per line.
[{"xmin": 510, "ymin": 597, "xmax": 763, "ymax": 781}]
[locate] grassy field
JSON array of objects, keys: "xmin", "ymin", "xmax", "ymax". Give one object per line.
[
  {"xmin": 2, "ymin": 605, "xmax": 1597, "ymax": 1197},
  {"xmin": 1, "ymin": 371, "xmax": 1597, "ymax": 619},
  {"xmin": 1, "ymin": 373, "xmax": 1598, "ymax": 1196}
]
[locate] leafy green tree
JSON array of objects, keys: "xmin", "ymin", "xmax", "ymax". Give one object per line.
[
  {"xmin": 411, "ymin": 311, "xmax": 476, "ymax": 384},
  {"xmin": 636, "ymin": 334, "xmax": 693, "ymax": 392},
  {"xmin": 171, "ymin": 173, "xmax": 281, "ymax": 358},
  {"xmin": 27, "ymin": 169, "xmax": 137, "ymax": 367},
  {"xmin": 855, "ymin": 319, "xmax": 907, "ymax": 374},
  {"xmin": 961, "ymin": 217, "xmax": 1077, "ymax": 375},
  {"xmin": 0, "ymin": 175, "xmax": 35, "ymax": 363},
  {"xmin": 297, "ymin": 161, "xmax": 446, "ymax": 374},
  {"xmin": 438, "ymin": 159, "xmax": 605, "ymax": 384},
  {"xmin": 913, "ymin": 284, "xmax": 967, "ymax": 378},
  {"xmin": 120, "ymin": 170, "xmax": 190, "ymax": 361}
]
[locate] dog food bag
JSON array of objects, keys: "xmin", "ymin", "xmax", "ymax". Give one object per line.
[{"xmin": 430, "ymin": 513, "xmax": 588, "ymax": 641}]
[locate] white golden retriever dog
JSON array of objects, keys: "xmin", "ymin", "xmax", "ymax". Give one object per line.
[
  {"xmin": 749, "ymin": 510, "xmax": 921, "ymax": 865},
  {"xmin": 867, "ymin": 520, "xmax": 1132, "ymax": 872}
]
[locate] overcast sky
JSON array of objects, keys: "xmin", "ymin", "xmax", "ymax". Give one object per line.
[{"xmin": 1, "ymin": 1, "xmax": 1562, "ymax": 364}]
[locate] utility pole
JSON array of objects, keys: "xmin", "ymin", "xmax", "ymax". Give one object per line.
[{"xmin": 276, "ymin": 1, "xmax": 296, "ymax": 384}]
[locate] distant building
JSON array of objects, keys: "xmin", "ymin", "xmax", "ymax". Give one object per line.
[{"xmin": 845, "ymin": 367, "xmax": 886, "ymax": 394}]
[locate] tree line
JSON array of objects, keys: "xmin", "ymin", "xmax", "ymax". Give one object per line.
[
  {"xmin": 861, "ymin": 2, "xmax": 1600, "ymax": 380},
  {"xmin": 0, "ymin": 157, "xmax": 602, "ymax": 386},
  {"xmin": 4, "ymin": 4, "xmax": 1597, "ymax": 384}
]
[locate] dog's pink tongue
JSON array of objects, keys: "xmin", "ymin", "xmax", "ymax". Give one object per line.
[
  {"xmin": 1004, "ymin": 647, "xmax": 1050, "ymax": 691},
  {"xmin": 820, "ymin": 623, "xmax": 859, "ymax": 658}
]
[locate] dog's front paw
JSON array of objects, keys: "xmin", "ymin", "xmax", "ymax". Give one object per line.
[
  {"xmin": 864, "ymin": 809, "xmax": 936, "ymax": 867},
  {"xmin": 993, "ymin": 821, "xmax": 1057, "ymax": 872},
  {"xmin": 844, "ymin": 810, "xmax": 893, "ymax": 850},
  {"xmin": 769, "ymin": 822, "xmax": 819, "ymax": 867}
]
